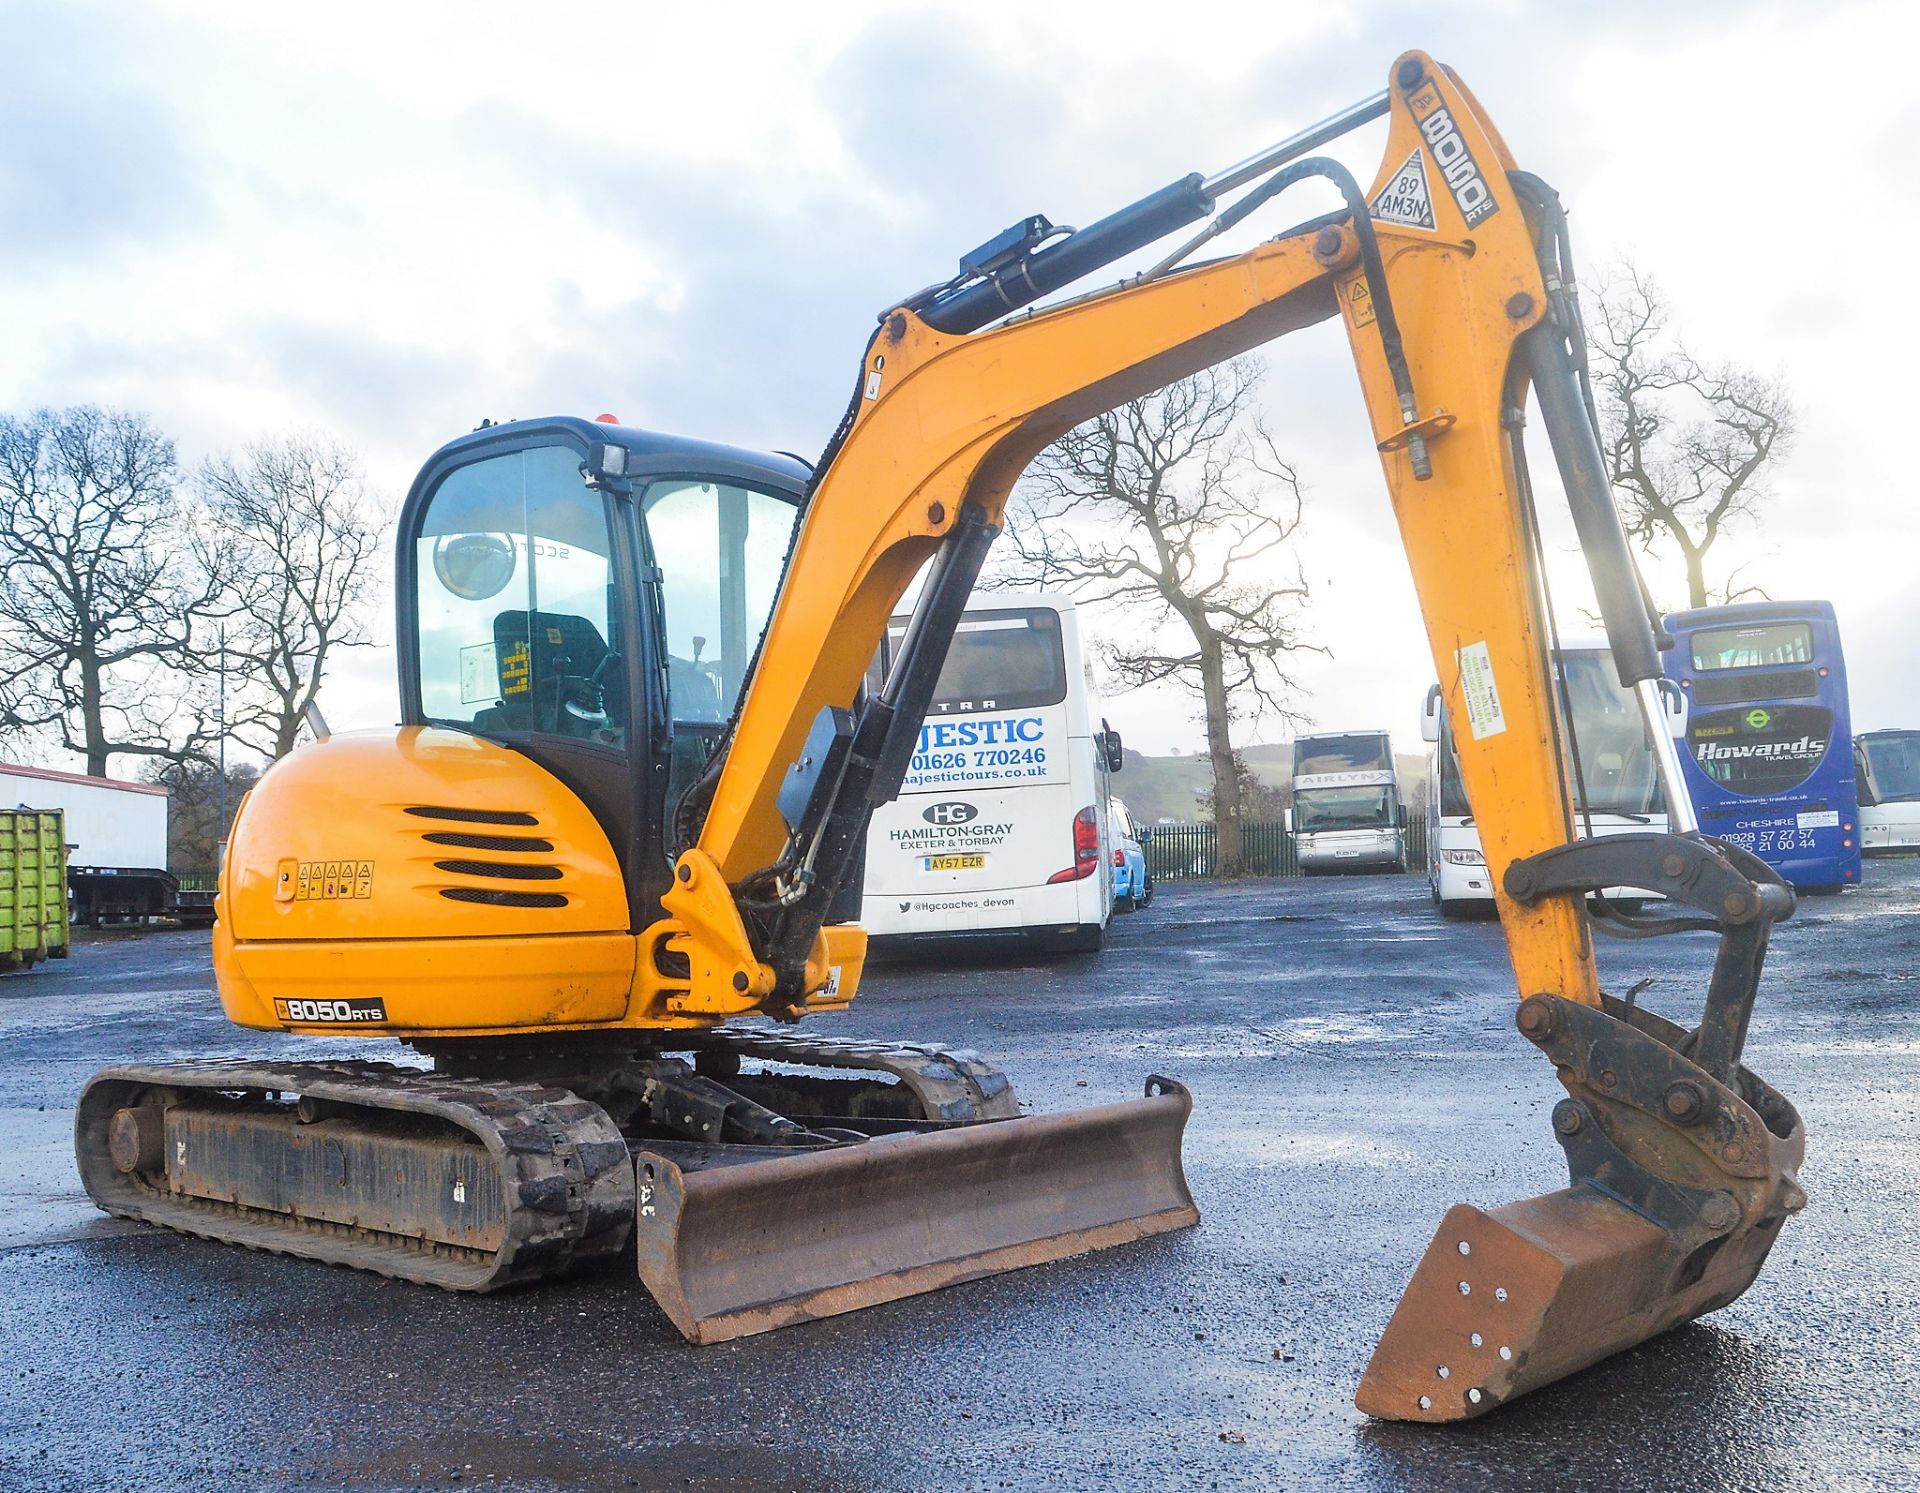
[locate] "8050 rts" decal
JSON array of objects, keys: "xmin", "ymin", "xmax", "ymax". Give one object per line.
[
  {"xmin": 1404, "ymin": 82, "xmax": 1499, "ymax": 229},
  {"xmin": 273, "ymin": 998, "xmax": 388, "ymax": 1024}
]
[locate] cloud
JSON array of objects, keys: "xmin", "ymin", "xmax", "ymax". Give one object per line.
[
  {"xmin": 238, "ymin": 320, "xmax": 478, "ymax": 446},
  {"xmin": 0, "ymin": 4, "xmax": 212, "ymax": 266},
  {"xmin": 450, "ymin": 17, "xmax": 1396, "ymax": 455},
  {"xmin": 1767, "ymin": 293, "xmax": 1854, "ymax": 341},
  {"xmin": 819, "ymin": 14, "xmax": 1080, "ymax": 223},
  {"xmin": 3, "ymin": 0, "xmax": 1916, "ymax": 762},
  {"xmin": 455, "ymin": 98, "xmax": 905, "ymax": 451},
  {"xmin": 32, "ymin": 316, "xmax": 477, "ymax": 490}
]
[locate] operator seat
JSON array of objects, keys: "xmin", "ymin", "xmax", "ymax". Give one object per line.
[{"xmin": 473, "ymin": 609, "xmax": 623, "ymax": 735}]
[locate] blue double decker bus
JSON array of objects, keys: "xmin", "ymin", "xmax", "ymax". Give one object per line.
[{"xmin": 1662, "ymin": 600, "xmax": 1861, "ymax": 892}]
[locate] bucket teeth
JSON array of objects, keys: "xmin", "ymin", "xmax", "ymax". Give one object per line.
[{"xmin": 1357, "ymin": 1195, "xmax": 1668, "ymax": 1420}]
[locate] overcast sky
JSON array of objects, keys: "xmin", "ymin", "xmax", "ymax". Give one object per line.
[{"xmin": 5, "ymin": 0, "xmax": 1915, "ymax": 770}]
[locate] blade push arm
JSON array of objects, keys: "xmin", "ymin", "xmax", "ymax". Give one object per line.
[{"xmin": 650, "ymin": 51, "xmax": 1636, "ymax": 1019}]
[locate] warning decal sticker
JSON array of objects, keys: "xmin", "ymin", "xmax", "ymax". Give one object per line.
[
  {"xmin": 1368, "ymin": 150, "xmax": 1436, "ymax": 230},
  {"xmin": 1457, "ymin": 641, "xmax": 1508, "ymax": 741},
  {"xmin": 500, "ymin": 639, "xmax": 531, "ymax": 695},
  {"xmin": 294, "ymin": 859, "xmax": 375, "ymax": 900},
  {"xmin": 1347, "ymin": 279, "xmax": 1376, "ymax": 329}
]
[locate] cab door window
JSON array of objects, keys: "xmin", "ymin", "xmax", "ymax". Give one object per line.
[
  {"xmin": 640, "ymin": 479, "xmax": 796, "ymax": 850},
  {"xmin": 641, "ymin": 480, "xmax": 794, "ymax": 724}
]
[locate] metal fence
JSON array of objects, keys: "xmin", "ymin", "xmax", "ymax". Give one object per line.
[{"xmin": 1143, "ymin": 818, "xmax": 1427, "ymax": 881}]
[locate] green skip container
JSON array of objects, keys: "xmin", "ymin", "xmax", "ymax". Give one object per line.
[{"xmin": 0, "ymin": 809, "xmax": 69, "ymax": 972}]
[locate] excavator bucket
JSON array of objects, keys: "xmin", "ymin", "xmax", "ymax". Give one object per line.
[
  {"xmin": 1357, "ymin": 994, "xmax": 1807, "ymax": 1421},
  {"xmin": 1358, "ymin": 1185, "xmax": 1793, "ymax": 1421},
  {"xmin": 631, "ymin": 1077, "xmax": 1197, "ymax": 1342}
]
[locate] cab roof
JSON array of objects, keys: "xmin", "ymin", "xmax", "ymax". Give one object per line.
[{"xmin": 410, "ymin": 416, "xmax": 814, "ymax": 503}]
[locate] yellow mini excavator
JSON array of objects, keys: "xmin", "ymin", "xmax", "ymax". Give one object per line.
[{"xmin": 78, "ymin": 50, "xmax": 1806, "ymax": 1420}]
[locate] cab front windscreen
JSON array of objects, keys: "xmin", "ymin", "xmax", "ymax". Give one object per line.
[
  {"xmin": 412, "ymin": 443, "xmax": 624, "ymax": 744},
  {"xmin": 1294, "ymin": 784, "xmax": 1393, "ymax": 831}
]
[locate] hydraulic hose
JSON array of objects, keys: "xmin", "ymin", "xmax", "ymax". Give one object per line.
[{"xmin": 918, "ymin": 175, "xmax": 1215, "ymax": 335}]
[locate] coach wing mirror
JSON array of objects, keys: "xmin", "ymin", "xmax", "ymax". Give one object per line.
[
  {"xmin": 1101, "ymin": 721, "xmax": 1124, "ymax": 772},
  {"xmin": 1421, "ymin": 683, "xmax": 1441, "ymax": 743},
  {"xmin": 1658, "ymin": 677, "xmax": 1688, "ymax": 738}
]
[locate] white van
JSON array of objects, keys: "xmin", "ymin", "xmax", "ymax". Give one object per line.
[{"xmin": 862, "ymin": 591, "xmax": 1119, "ymax": 952}]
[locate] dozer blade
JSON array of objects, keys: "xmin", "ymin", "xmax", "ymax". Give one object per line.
[
  {"xmin": 1357, "ymin": 995, "xmax": 1806, "ymax": 1422},
  {"xmin": 632, "ymin": 1076, "xmax": 1197, "ymax": 1343}
]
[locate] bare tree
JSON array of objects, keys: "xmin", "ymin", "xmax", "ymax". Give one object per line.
[
  {"xmin": 994, "ymin": 361, "xmax": 1316, "ymax": 876},
  {"xmin": 145, "ymin": 757, "xmax": 262, "ymax": 874},
  {"xmin": 1201, "ymin": 749, "xmax": 1288, "ymax": 821},
  {"xmin": 0, "ymin": 406, "xmax": 228, "ymax": 776},
  {"xmin": 199, "ymin": 435, "xmax": 383, "ymax": 759},
  {"xmin": 1588, "ymin": 263, "xmax": 1795, "ymax": 609}
]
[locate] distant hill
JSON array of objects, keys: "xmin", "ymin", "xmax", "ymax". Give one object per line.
[
  {"xmin": 1114, "ymin": 745, "xmax": 1431, "ymax": 825},
  {"xmin": 1110, "ymin": 750, "xmax": 1219, "ymax": 825}
]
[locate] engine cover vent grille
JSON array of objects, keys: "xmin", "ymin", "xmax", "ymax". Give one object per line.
[
  {"xmin": 422, "ymin": 832, "xmax": 556, "ymax": 853},
  {"xmin": 439, "ymin": 887, "xmax": 568, "ymax": 908},
  {"xmin": 434, "ymin": 860, "xmax": 563, "ymax": 881},
  {"xmin": 405, "ymin": 806, "xmax": 540, "ymax": 826}
]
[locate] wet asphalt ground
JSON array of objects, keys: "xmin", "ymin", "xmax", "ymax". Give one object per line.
[{"xmin": 2, "ymin": 868, "xmax": 1918, "ymax": 1492}]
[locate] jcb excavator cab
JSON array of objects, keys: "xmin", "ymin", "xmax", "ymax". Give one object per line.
[{"xmin": 399, "ymin": 418, "xmax": 812, "ymax": 917}]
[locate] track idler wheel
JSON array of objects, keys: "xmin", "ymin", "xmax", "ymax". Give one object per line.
[
  {"xmin": 1357, "ymin": 994, "xmax": 1805, "ymax": 1421},
  {"xmin": 107, "ymin": 1105, "xmax": 166, "ymax": 1174}
]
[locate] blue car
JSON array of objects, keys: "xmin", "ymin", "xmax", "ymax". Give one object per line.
[{"xmin": 1109, "ymin": 798, "xmax": 1152, "ymax": 912}]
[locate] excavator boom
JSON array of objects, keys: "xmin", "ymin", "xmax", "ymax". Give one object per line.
[{"xmin": 659, "ymin": 49, "xmax": 1804, "ymax": 1417}]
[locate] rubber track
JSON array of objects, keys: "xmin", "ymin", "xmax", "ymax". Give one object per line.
[
  {"xmin": 678, "ymin": 1027, "xmax": 1021, "ymax": 1123},
  {"xmin": 75, "ymin": 1059, "xmax": 635, "ymax": 1291}
]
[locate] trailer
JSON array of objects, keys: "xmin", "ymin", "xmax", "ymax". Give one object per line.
[
  {"xmin": 0, "ymin": 808, "xmax": 69, "ymax": 971},
  {"xmin": 0, "ymin": 763, "xmax": 208, "ymax": 927}
]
